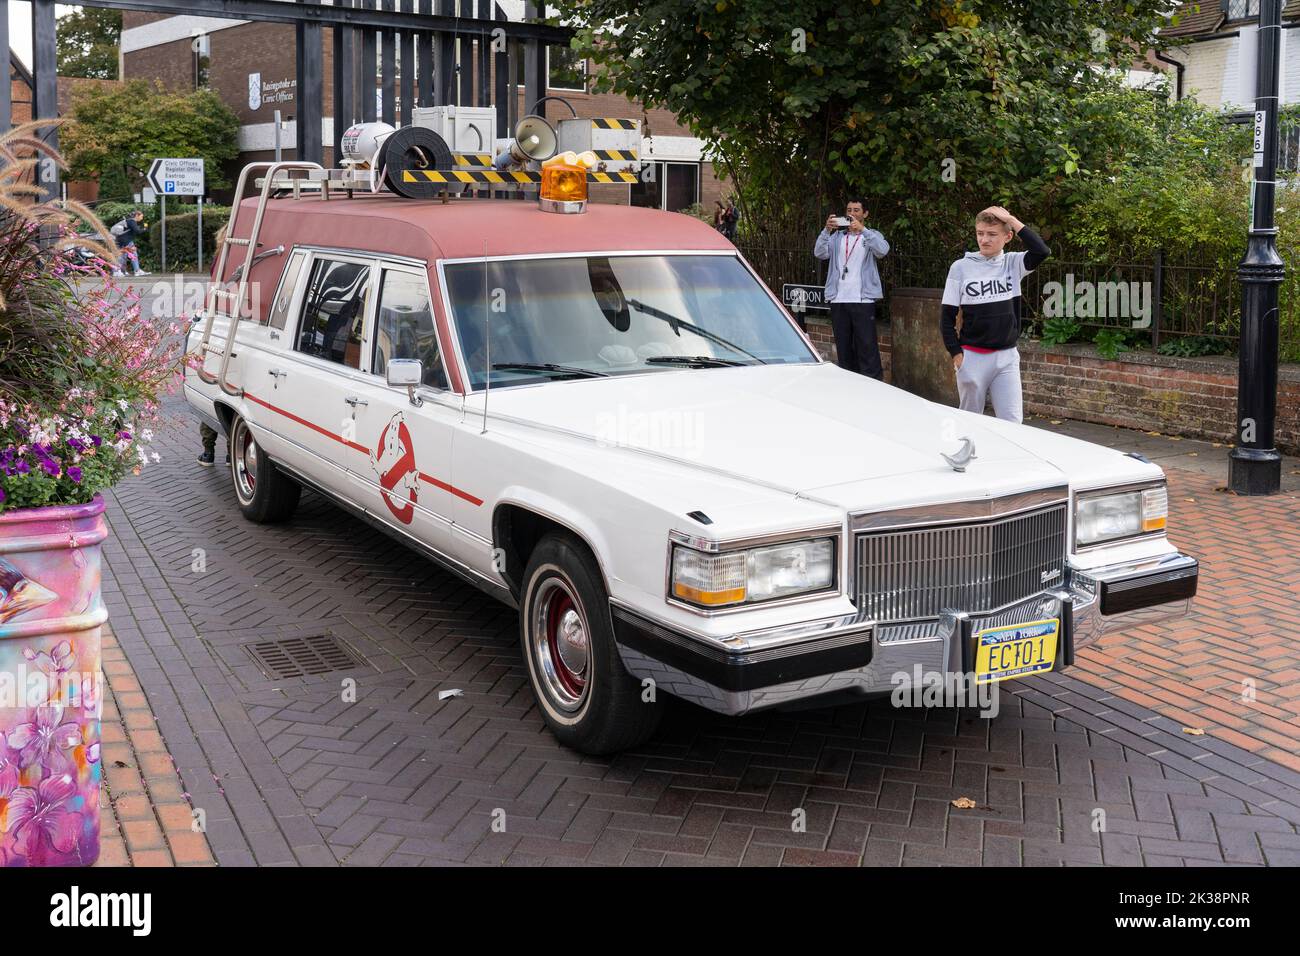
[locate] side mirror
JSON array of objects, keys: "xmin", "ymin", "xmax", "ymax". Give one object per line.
[
  {"xmin": 386, "ymin": 358, "xmax": 424, "ymax": 407},
  {"xmin": 386, "ymin": 357, "xmax": 422, "ymax": 387}
]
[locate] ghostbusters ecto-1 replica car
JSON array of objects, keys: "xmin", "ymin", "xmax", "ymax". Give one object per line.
[{"xmin": 184, "ymin": 108, "xmax": 1198, "ymax": 753}]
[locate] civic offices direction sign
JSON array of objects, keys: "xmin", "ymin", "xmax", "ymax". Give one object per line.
[{"xmin": 146, "ymin": 157, "xmax": 205, "ymax": 196}]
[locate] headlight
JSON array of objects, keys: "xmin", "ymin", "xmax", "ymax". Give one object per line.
[
  {"xmin": 1074, "ymin": 483, "xmax": 1167, "ymax": 549},
  {"xmin": 670, "ymin": 537, "xmax": 836, "ymax": 608}
]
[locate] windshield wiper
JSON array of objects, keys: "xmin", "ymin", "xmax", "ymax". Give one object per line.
[
  {"xmin": 490, "ymin": 362, "xmax": 609, "ymax": 380},
  {"xmin": 642, "ymin": 355, "xmax": 748, "ymax": 368},
  {"xmin": 626, "ymin": 298, "xmax": 766, "ymax": 364}
]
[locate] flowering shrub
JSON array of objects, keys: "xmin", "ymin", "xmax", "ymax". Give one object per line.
[{"xmin": 0, "ymin": 121, "xmax": 185, "ymax": 513}]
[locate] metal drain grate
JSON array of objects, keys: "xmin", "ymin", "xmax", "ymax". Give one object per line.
[{"xmin": 243, "ymin": 634, "xmax": 366, "ymax": 679}]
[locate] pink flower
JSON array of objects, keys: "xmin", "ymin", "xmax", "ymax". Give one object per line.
[
  {"xmin": 7, "ymin": 706, "xmax": 81, "ymax": 775},
  {"xmin": 5, "ymin": 771, "xmax": 82, "ymax": 858}
]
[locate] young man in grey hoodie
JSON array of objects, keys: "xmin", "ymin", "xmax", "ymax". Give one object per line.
[{"xmin": 940, "ymin": 206, "xmax": 1050, "ymax": 423}]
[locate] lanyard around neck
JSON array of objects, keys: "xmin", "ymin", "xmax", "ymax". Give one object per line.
[{"xmin": 842, "ymin": 230, "xmax": 862, "ymax": 278}]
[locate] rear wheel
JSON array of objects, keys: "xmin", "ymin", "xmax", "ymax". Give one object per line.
[
  {"xmin": 229, "ymin": 414, "xmax": 300, "ymax": 523},
  {"xmin": 520, "ymin": 533, "xmax": 662, "ymax": 754}
]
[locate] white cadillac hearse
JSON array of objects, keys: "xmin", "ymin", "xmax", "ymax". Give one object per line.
[{"xmin": 185, "ymin": 161, "xmax": 1198, "ymax": 754}]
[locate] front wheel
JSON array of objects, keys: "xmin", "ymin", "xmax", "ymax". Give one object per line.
[
  {"xmin": 520, "ymin": 534, "xmax": 662, "ymax": 754},
  {"xmin": 229, "ymin": 414, "xmax": 300, "ymax": 523}
]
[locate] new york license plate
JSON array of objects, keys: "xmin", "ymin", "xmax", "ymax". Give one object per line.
[{"xmin": 974, "ymin": 618, "xmax": 1059, "ymax": 685}]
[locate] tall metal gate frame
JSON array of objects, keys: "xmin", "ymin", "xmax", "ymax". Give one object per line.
[{"xmin": 0, "ymin": 0, "xmax": 572, "ymax": 198}]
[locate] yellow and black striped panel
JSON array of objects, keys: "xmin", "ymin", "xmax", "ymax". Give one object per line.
[
  {"xmin": 591, "ymin": 118, "xmax": 638, "ymax": 130},
  {"xmin": 402, "ymin": 170, "xmax": 639, "ymax": 184},
  {"xmin": 451, "ymin": 153, "xmax": 494, "ymax": 168},
  {"xmin": 592, "ymin": 149, "xmax": 637, "ymax": 161}
]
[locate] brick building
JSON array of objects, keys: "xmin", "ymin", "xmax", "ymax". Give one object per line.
[
  {"xmin": 1160, "ymin": 1, "xmax": 1300, "ymax": 108},
  {"xmin": 120, "ymin": 9, "xmax": 730, "ymax": 212},
  {"xmin": 8, "ymin": 50, "xmax": 119, "ymax": 201}
]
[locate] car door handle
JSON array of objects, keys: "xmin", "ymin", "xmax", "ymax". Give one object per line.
[
  {"xmin": 344, "ymin": 396, "xmax": 368, "ymax": 407},
  {"xmin": 268, "ymin": 368, "xmax": 287, "ymax": 379}
]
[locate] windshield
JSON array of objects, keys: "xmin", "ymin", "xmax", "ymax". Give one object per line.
[{"xmin": 442, "ymin": 254, "xmax": 818, "ymax": 390}]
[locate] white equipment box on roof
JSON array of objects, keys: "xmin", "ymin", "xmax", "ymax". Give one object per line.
[
  {"xmin": 557, "ymin": 117, "xmax": 640, "ymax": 174},
  {"xmin": 411, "ymin": 105, "xmax": 497, "ymax": 155}
]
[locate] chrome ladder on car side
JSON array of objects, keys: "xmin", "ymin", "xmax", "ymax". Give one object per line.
[{"xmin": 191, "ymin": 161, "xmax": 324, "ymax": 397}]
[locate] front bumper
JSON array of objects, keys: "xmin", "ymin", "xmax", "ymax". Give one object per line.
[{"xmin": 612, "ymin": 550, "xmax": 1198, "ymax": 716}]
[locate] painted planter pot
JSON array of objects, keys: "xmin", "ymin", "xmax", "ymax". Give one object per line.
[{"xmin": 0, "ymin": 495, "xmax": 107, "ymax": 867}]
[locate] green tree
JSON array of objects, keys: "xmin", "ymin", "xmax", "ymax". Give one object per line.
[
  {"xmin": 556, "ymin": 0, "xmax": 1183, "ymax": 247},
  {"xmin": 57, "ymin": 8, "xmax": 122, "ymax": 80},
  {"xmin": 60, "ymin": 80, "xmax": 241, "ymax": 194}
]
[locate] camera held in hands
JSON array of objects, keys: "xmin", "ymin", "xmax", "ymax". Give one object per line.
[{"xmin": 831, "ymin": 216, "xmax": 853, "ymax": 230}]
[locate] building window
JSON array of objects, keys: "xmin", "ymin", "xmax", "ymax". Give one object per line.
[
  {"xmin": 192, "ymin": 33, "xmax": 210, "ymax": 90},
  {"xmin": 1223, "ymin": 0, "xmax": 1261, "ymax": 21},
  {"xmin": 630, "ymin": 161, "xmax": 700, "ymax": 213},
  {"xmin": 548, "ymin": 46, "xmax": 587, "ymax": 92},
  {"xmin": 515, "ymin": 45, "xmax": 586, "ymax": 91}
]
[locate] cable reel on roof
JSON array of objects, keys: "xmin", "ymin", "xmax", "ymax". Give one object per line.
[{"xmin": 378, "ymin": 125, "xmax": 455, "ymax": 199}]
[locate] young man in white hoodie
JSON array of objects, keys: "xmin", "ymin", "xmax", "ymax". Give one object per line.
[{"xmin": 940, "ymin": 206, "xmax": 1051, "ymax": 423}]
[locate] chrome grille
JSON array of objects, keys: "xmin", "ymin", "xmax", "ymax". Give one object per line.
[{"xmin": 855, "ymin": 504, "xmax": 1067, "ymax": 623}]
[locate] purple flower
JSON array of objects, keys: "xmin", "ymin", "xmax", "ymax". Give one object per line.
[
  {"xmin": 90, "ymin": 435, "xmax": 102, "ymax": 448},
  {"xmin": 67, "ymin": 438, "xmax": 84, "ymax": 452},
  {"xmin": 7, "ymin": 706, "xmax": 81, "ymax": 775},
  {"xmin": 0, "ymin": 731, "xmax": 20, "ymax": 799},
  {"xmin": 0, "ymin": 488, "xmax": 5, "ymax": 504},
  {"xmin": 16, "ymin": 461, "xmax": 29, "ymax": 475},
  {"xmin": 67, "ymin": 466, "xmax": 82, "ymax": 483},
  {"xmin": 5, "ymin": 772, "xmax": 82, "ymax": 859},
  {"xmin": 40, "ymin": 459, "xmax": 59, "ymax": 478}
]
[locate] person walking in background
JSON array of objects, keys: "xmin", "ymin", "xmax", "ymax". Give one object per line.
[
  {"xmin": 111, "ymin": 210, "xmax": 150, "ymax": 278},
  {"xmin": 940, "ymin": 205, "xmax": 1051, "ymax": 423},
  {"xmin": 712, "ymin": 200, "xmax": 726, "ymax": 232},
  {"xmin": 721, "ymin": 198, "xmax": 739, "ymax": 240},
  {"xmin": 813, "ymin": 198, "xmax": 890, "ymax": 379}
]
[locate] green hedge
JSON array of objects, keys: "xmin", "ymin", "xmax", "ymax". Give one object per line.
[{"xmin": 142, "ymin": 208, "xmax": 232, "ymax": 272}]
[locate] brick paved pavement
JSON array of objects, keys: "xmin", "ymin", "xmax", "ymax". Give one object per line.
[
  {"xmin": 95, "ymin": 626, "xmax": 216, "ymax": 867},
  {"xmin": 1028, "ymin": 418, "xmax": 1300, "ymax": 772},
  {"xmin": 91, "ymin": 395, "xmax": 1300, "ymax": 866}
]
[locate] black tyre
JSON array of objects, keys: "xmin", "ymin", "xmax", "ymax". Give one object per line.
[
  {"xmin": 520, "ymin": 533, "xmax": 662, "ymax": 754},
  {"xmin": 229, "ymin": 414, "xmax": 300, "ymax": 523}
]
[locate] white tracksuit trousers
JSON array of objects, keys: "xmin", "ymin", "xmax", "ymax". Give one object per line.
[{"xmin": 956, "ymin": 347, "xmax": 1023, "ymax": 424}]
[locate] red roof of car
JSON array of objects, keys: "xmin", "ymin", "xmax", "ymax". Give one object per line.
[{"xmin": 240, "ymin": 192, "xmax": 735, "ymax": 261}]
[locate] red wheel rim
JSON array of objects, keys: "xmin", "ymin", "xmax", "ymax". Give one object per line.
[{"xmin": 545, "ymin": 590, "xmax": 586, "ymax": 698}]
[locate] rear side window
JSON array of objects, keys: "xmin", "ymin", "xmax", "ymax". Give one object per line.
[
  {"xmin": 295, "ymin": 257, "xmax": 371, "ymax": 369},
  {"xmin": 267, "ymin": 251, "xmax": 306, "ymax": 329},
  {"xmin": 372, "ymin": 268, "xmax": 448, "ymax": 389}
]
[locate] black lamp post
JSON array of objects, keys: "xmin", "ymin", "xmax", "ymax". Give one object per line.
[{"xmin": 1229, "ymin": 0, "xmax": 1285, "ymax": 495}]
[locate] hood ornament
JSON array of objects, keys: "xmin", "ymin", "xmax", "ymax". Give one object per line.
[{"xmin": 942, "ymin": 436, "xmax": 977, "ymax": 473}]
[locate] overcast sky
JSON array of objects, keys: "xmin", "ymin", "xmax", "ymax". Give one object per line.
[{"xmin": 8, "ymin": 4, "xmax": 81, "ymax": 71}]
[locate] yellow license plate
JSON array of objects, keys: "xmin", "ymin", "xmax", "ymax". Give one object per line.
[{"xmin": 974, "ymin": 618, "xmax": 1059, "ymax": 685}]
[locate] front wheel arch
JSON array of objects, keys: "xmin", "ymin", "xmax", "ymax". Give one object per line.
[{"xmin": 493, "ymin": 504, "xmax": 612, "ymax": 603}]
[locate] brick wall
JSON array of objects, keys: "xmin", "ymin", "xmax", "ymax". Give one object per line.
[
  {"xmin": 1018, "ymin": 342, "xmax": 1300, "ymax": 454},
  {"xmin": 801, "ymin": 313, "xmax": 1300, "ymax": 454}
]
